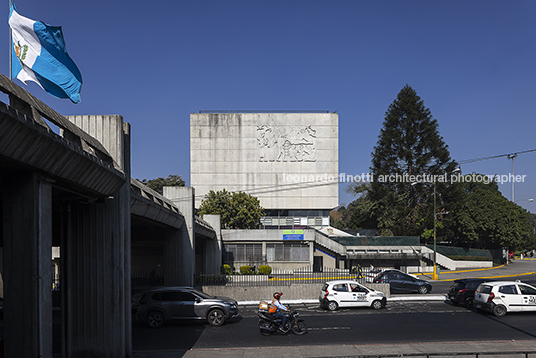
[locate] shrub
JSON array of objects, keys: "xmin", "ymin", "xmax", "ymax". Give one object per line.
[
  {"xmin": 239, "ymin": 265, "xmax": 252, "ymax": 275},
  {"xmin": 221, "ymin": 264, "xmax": 232, "ymax": 275},
  {"xmin": 258, "ymin": 265, "xmax": 272, "ymax": 275}
]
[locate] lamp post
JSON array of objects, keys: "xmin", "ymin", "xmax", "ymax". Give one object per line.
[
  {"xmin": 514, "ymin": 199, "xmax": 534, "ymax": 203},
  {"xmin": 412, "ymin": 168, "xmax": 460, "ymax": 280}
]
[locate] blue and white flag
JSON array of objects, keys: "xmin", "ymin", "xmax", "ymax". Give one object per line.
[{"xmin": 9, "ymin": 4, "xmax": 82, "ymax": 103}]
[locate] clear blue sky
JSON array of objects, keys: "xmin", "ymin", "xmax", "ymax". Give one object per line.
[{"xmin": 3, "ymin": 1, "xmax": 536, "ymax": 212}]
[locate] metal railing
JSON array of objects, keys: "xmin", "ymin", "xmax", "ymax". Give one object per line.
[
  {"xmin": 195, "ymin": 266, "xmax": 376, "ymax": 287},
  {"xmin": 131, "ymin": 270, "xmax": 164, "ymax": 292}
]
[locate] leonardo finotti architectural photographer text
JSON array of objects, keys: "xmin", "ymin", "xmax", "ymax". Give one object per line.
[{"xmin": 283, "ymin": 172, "xmax": 527, "ymax": 185}]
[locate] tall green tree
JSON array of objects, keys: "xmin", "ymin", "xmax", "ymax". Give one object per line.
[
  {"xmin": 140, "ymin": 174, "xmax": 185, "ymax": 195},
  {"xmin": 199, "ymin": 189, "xmax": 264, "ymax": 229},
  {"xmin": 369, "ymin": 85, "xmax": 459, "ymax": 237},
  {"xmin": 451, "ymin": 178, "xmax": 535, "ymax": 250}
]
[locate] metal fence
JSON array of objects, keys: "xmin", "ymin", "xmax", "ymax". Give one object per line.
[
  {"xmin": 195, "ymin": 266, "xmax": 377, "ymax": 287},
  {"xmin": 356, "ymin": 352, "xmax": 536, "ymax": 358},
  {"xmin": 131, "ymin": 270, "xmax": 164, "ymax": 292}
]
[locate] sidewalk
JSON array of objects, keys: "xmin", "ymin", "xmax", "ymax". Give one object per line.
[
  {"xmin": 133, "ymin": 340, "xmax": 536, "ymax": 358},
  {"xmin": 430, "ymin": 259, "xmax": 536, "ymax": 281}
]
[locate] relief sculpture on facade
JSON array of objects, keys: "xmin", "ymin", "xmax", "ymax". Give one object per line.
[{"xmin": 257, "ymin": 125, "xmax": 316, "ymax": 162}]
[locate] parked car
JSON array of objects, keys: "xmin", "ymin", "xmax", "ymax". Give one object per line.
[
  {"xmin": 319, "ymin": 280, "xmax": 387, "ymax": 311},
  {"xmin": 134, "ymin": 286, "xmax": 239, "ymax": 328},
  {"xmin": 448, "ymin": 278, "xmax": 494, "ymax": 307},
  {"xmin": 364, "ymin": 268, "xmax": 417, "ymax": 283},
  {"xmin": 373, "ymin": 271, "xmax": 432, "ymax": 294},
  {"xmin": 474, "ymin": 281, "xmax": 536, "ymax": 316},
  {"xmin": 364, "ymin": 269, "xmax": 381, "ymax": 283}
]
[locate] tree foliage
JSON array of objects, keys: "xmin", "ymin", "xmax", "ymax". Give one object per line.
[
  {"xmin": 368, "ymin": 85, "xmax": 459, "ymax": 236},
  {"xmin": 450, "ymin": 179, "xmax": 535, "ymax": 250},
  {"xmin": 140, "ymin": 175, "xmax": 185, "ymax": 195},
  {"xmin": 333, "ymin": 85, "xmax": 536, "ymax": 251},
  {"xmin": 198, "ymin": 189, "xmax": 264, "ymax": 229}
]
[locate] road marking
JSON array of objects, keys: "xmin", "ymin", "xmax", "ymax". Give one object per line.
[{"xmin": 308, "ymin": 327, "xmax": 351, "ymax": 331}]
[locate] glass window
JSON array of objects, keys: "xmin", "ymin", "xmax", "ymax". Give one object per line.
[
  {"xmin": 518, "ymin": 285, "xmax": 536, "ymax": 295},
  {"xmin": 267, "ymin": 243, "xmax": 309, "ymax": 262},
  {"xmin": 149, "ymin": 293, "xmax": 163, "ymax": 302},
  {"xmin": 476, "ymin": 285, "xmax": 492, "ymax": 294},
  {"xmin": 224, "ymin": 244, "xmax": 262, "ymax": 262},
  {"xmin": 179, "ymin": 292, "xmax": 198, "ymax": 301},
  {"xmin": 161, "ymin": 292, "xmax": 182, "ymax": 301},
  {"xmin": 350, "ymin": 283, "xmax": 367, "ymax": 293},
  {"xmin": 499, "ymin": 285, "xmax": 518, "ymax": 295},
  {"xmin": 333, "ymin": 284, "xmax": 348, "ymax": 292}
]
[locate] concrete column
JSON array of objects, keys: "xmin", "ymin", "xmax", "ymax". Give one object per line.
[
  {"xmin": 202, "ymin": 215, "xmax": 222, "ymax": 274},
  {"xmin": 163, "ymin": 187, "xmax": 195, "ymax": 286},
  {"xmin": 2, "ymin": 171, "xmax": 53, "ymax": 358},
  {"xmin": 62, "ymin": 115, "xmax": 131, "ymax": 357},
  {"xmin": 163, "ymin": 228, "xmax": 182, "ymax": 286}
]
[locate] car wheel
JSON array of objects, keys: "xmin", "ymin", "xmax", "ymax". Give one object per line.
[
  {"xmin": 418, "ymin": 285, "xmax": 429, "ymax": 294},
  {"xmin": 464, "ymin": 297, "xmax": 473, "ymax": 308},
  {"xmin": 371, "ymin": 300, "xmax": 383, "ymax": 310},
  {"xmin": 207, "ymin": 308, "xmax": 226, "ymax": 327},
  {"xmin": 327, "ymin": 301, "xmax": 338, "ymax": 311},
  {"xmin": 146, "ymin": 311, "xmax": 165, "ymax": 328},
  {"xmin": 492, "ymin": 304, "xmax": 507, "ymax": 317}
]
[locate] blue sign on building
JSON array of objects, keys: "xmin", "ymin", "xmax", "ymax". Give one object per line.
[{"xmin": 282, "ymin": 229, "xmax": 304, "ymax": 240}]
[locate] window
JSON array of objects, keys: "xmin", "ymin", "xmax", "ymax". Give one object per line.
[
  {"xmin": 266, "ymin": 243, "xmax": 309, "ymax": 262},
  {"xmin": 350, "ymin": 284, "xmax": 367, "ymax": 293},
  {"xmin": 223, "ymin": 244, "xmax": 262, "ymax": 262},
  {"xmin": 476, "ymin": 285, "xmax": 492, "ymax": 294},
  {"xmin": 333, "ymin": 284, "xmax": 348, "ymax": 292},
  {"xmin": 499, "ymin": 285, "xmax": 518, "ymax": 295},
  {"xmin": 518, "ymin": 285, "xmax": 536, "ymax": 295},
  {"xmin": 161, "ymin": 292, "xmax": 182, "ymax": 301},
  {"xmin": 179, "ymin": 292, "xmax": 198, "ymax": 302}
]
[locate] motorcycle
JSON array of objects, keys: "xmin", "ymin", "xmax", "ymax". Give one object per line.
[{"xmin": 258, "ymin": 307, "xmax": 307, "ymax": 336}]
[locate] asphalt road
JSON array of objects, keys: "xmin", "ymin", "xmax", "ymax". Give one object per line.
[
  {"xmin": 132, "ymin": 296, "xmax": 536, "ymax": 351},
  {"xmin": 132, "ymin": 263, "xmax": 536, "ymax": 355}
]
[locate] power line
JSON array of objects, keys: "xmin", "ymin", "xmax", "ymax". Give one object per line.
[{"xmin": 457, "ymin": 149, "xmax": 536, "ymax": 165}]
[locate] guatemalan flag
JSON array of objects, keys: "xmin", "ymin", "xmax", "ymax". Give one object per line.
[{"xmin": 9, "ymin": 4, "xmax": 82, "ymax": 104}]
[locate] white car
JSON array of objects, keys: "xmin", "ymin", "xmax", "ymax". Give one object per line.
[
  {"xmin": 319, "ymin": 280, "xmax": 387, "ymax": 311},
  {"xmin": 474, "ymin": 281, "xmax": 536, "ymax": 316}
]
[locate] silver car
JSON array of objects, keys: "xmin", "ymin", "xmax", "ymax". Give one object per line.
[{"xmin": 134, "ymin": 286, "xmax": 239, "ymax": 328}]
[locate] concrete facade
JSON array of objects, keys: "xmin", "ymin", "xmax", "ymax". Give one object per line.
[
  {"xmin": 222, "ymin": 229, "xmax": 316, "ymax": 271},
  {"xmin": 190, "ymin": 112, "xmax": 339, "ymax": 210}
]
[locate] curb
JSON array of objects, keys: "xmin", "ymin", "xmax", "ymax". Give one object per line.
[{"xmin": 238, "ymin": 295, "xmax": 447, "ymax": 306}]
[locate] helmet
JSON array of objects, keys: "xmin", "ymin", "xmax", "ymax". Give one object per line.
[{"xmin": 273, "ymin": 292, "xmax": 283, "ymax": 299}]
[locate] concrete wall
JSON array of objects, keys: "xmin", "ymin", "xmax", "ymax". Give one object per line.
[
  {"xmin": 190, "ymin": 112, "xmax": 339, "ymax": 210},
  {"xmin": 200, "ymin": 283, "xmax": 391, "ymax": 301}
]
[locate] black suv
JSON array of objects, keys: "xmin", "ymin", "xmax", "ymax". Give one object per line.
[{"xmin": 448, "ymin": 278, "xmax": 494, "ymax": 307}]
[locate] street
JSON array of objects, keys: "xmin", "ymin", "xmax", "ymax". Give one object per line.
[
  {"xmin": 132, "ymin": 264, "xmax": 536, "ymax": 357},
  {"xmin": 132, "ymin": 294, "xmax": 536, "ymax": 351}
]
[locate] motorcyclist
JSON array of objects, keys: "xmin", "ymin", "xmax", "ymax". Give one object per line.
[{"xmin": 269, "ymin": 292, "xmax": 289, "ymax": 332}]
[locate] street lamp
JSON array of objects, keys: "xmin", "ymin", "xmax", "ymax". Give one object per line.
[
  {"xmin": 515, "ymin": 198, "xmax": 534, "ymax": 203},
  {"xmin": 412, "ymin": 168, "xmax": 460, "ymax": 280}
]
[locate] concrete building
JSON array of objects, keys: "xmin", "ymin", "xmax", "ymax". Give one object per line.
[{"xmin": 191, "ymin": 111, "xmax": 339, "ymax": 229}]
